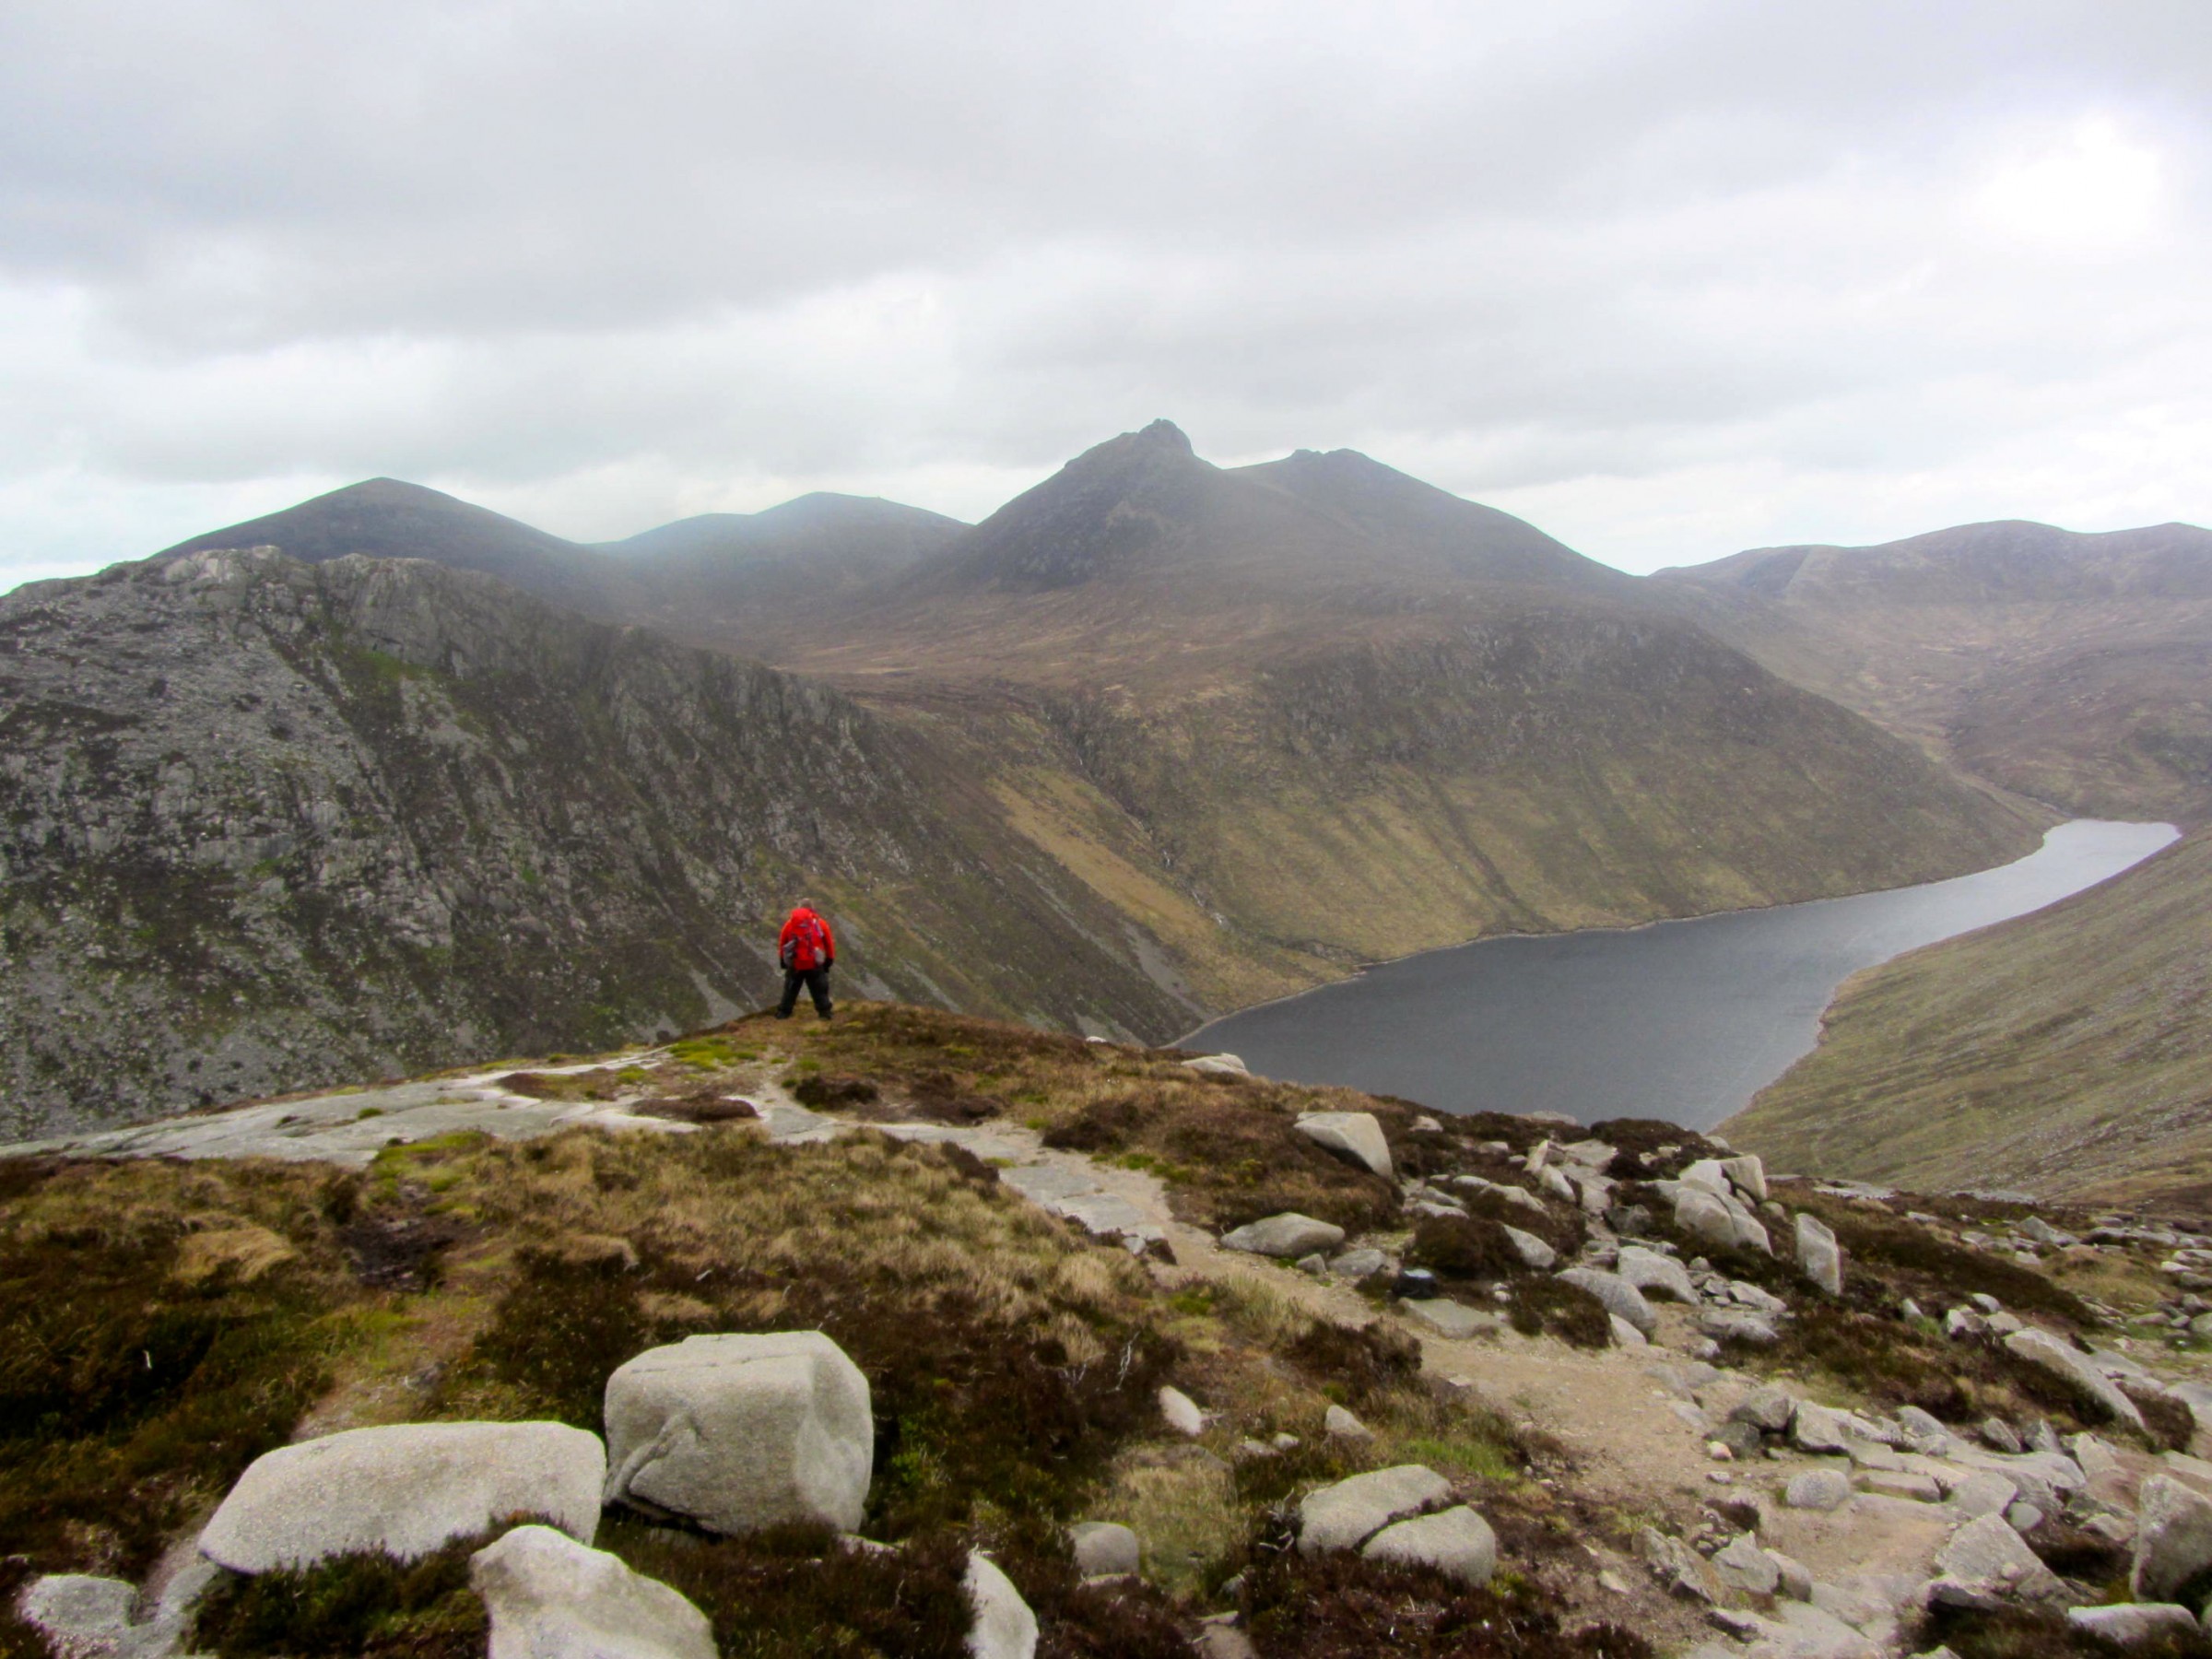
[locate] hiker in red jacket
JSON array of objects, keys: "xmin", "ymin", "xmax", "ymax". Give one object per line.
[{"xmin": 776, "ymin": 900, "xmax": 836, "ymax": 1019}]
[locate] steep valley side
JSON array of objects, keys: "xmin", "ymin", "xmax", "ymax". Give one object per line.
[
  {"xmin": 0, "ymin": 548, "xmax": 1197, "ymax": 1136},
  {"xmin": 1724, "ymin": 830, "xmax": 2212, "ymax": 1208}
]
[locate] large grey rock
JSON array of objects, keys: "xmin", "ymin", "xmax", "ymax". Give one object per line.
[
  {"xmin": 1069, "ymin": 1522, "xmax": 1140, "ymax": 1578},
  {"xmin": 1795, "ymin": 1214, "xmax": 1843, "ymax": 1297},
  {"xmin": 1298, "ymin": 1465, "xmax": 1453, "ymax": 1554},
  {"xmin": 1361, "ymin": 1506, "xmax": 1497, "ymax": 1585},
  {"xmin": 2130, "ymin": 1475, "xmax": 2212, "ymax": 1601},
  {"xmin": 1501, "ymin": 1226, "xmax": 1557, "ymax": 1270},
  {"xmin": 1617, "ymin": 1245, "xmax": 1696, "ymax": 1304},
  {"xmin": 964, "ymin": 1551, "xmax": 1038, "ymax": 1659},
  {"xmin": 1182, "ymin": 1053, "xmax": 1248, "ymax": 1077},
  {"xmin": 2003, "ymin": 1329, "xmax": 2146, "ymax": 1432},
  {"xmin": 1700, "ymin": 1309, "xmax": 1781, "ymax": 1347},
  {"xmin": 1294, "ymin": 1112, "xmax": 1394, "ymax": 1181},
  {"xmin": 1936, "ymin": 1513, "xmax": 2063, "ymax": 1601},
  {"xmin": 1404, "ymin": 1299, "xmax": 1496, "ymax": 1340},
  {"xmin": 1219, "ymin": 1213, "xmax": 1346, "ymax": 1259},
  {"xmin": 1556, "ymin": 1268, "xmax": 1657, "ymax": 1337},
  {"xmin": 471, "ymin": 1524, "xmax": 715, "ymax": 1659},
  {"xmin": 199, "ymin": 1420, "xmax": 605, "ymax": 1572},
  {"xmin": 604, "ymin": 1331, "xmax": 872, "ymax": 1535},
  {"xmin": 2065, "ymin": 1604, "xmax": 2202, "ymax": 1645}
]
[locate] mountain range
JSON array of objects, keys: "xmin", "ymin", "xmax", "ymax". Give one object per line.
[{"xmin": 2, "ymin": 420, "xmax": 2065, "ymax": 1135}]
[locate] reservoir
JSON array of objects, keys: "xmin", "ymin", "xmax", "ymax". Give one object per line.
[{"xmin": 1184, "ymin": 819, "xmax": 2178, "ymax": 1131}]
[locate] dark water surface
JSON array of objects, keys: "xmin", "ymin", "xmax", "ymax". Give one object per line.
[{"xmin": 1185, "ymin": 820, "xmax": 2178, "ymax": 1131}]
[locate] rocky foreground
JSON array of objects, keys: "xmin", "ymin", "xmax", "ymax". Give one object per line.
[{"xmin": 6, "ymin": 1003, "xmax": 2212, "ymax": 1659}]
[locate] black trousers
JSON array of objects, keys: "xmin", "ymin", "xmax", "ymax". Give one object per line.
[{"xmin": 779, "ymin": 965, "xmax": 833, "ymax": 1018}]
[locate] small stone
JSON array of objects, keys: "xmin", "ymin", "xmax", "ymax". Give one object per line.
[
  {"xmin": 1159, "ymin": 1386, "xmax": 1206, "ymax": 1437},
  {"xmin": 1769, "ymin": 1551, "xmax": 1813, "ymax": 1601},
  {"xmin": 1978, "ymin": 1418, "xmax": 2024, "ymax": 1453},
  {"xmin": 1295, "ymin": 1253, "xmax": 1326, "ymax": 1275},
  {"xmin": 1404, "ymin": 1298, "xmax": 1497, "ymax": 1340},
  {"xmin": 1784, "ymin": 1470, "xmax": 1853, "ymax": 1511},
  {"xmin": 1936, "ymin": 1513, "xmax": 2063, "ymax": 1600},
  {"xmin": 1293, "ymin": 1112, "xmax": 1394, "ymax": 1180},
  {"xmin": 1219, "ymin": 1213, "xmax": 1347, "ymax": 1259},
  {"xmin": 1791, "ymin": 1404, "xmax": 1853, "ymax": 1455},
  {"xmin": 1731, "ymin": 1383, "xmax": 1795, "ymax": 1433},
  {"xmin": 1501, "ymin": 1225, "xmax": 1557, "ymax": 1270},
  {"xmin": 1712, "ymin": 1420, "xmax": 1764, "ymax": 1460},
  {"xmin": 1360, "ymin": 1505, "xmax": 1498, "ymax": 1586},
  {"xmin": 1324, "ymin": 1405, "xmax": 1372, "ymax": 1441},
  {"xmin": 1612, "ymin": 1315, "xmax": 1650, "ymax": 1349},
  {"xmin": 1557, "ymin": 1267, "xmax": 1657, "ymax": 1336},
  {"xmin": 2006, "ymin": 1502, "xmax": 2044, "ymax": 1533},
  {"xmin": 1069, "ymin": 1522, "xmax": 1140, "ymax": 1578},
  {"xmin": 1794, "ymin": 1213, "xmax": 1843, "ymax": 1297},
  {"xmin": 1859, "ymin": 1470, "xmax": 1942, "ymax": 1502},
  {"xmin": 1618, "ymin": 1245, "xmax": 1697, "ymax": 1304},
  {"xmin": 1710, "ymin": 1534, "xmax": 1780, "ymax": 1595},
  {"xmin": 964, "ymin": 1551, "xmax": 1039, "ymax": 1659},
  {"xmin": 1330, "ymin": 1247, "xmax": 1392, "ymax": 1280}
]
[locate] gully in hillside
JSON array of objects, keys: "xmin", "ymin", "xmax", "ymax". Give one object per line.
[{"xmin": 777, "ymin": 901, "xmax": 837, "ymax": 1019}]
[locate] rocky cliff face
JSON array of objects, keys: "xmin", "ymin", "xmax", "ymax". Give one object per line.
[{"xmin": 0, "ymin": 547, "xmax": 1194, "ymax": 1135}]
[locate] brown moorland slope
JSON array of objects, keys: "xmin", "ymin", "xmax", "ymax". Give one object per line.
[{"xmin": 1657, "ymin": 520, "xmax": 2212, "ymax": 823}]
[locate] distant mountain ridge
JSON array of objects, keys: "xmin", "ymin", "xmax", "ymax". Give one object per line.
[
  {"xmin": 1656, "ymin": 516, "xmax": 2212, "ymax": 824},
  {"xmin": 3, "ymin": 420, "xmax": 2059, "ymax": 1135}
]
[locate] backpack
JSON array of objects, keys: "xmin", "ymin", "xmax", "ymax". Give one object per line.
[{"xmin": 781, "ymin": 912, "xmax": 830, "ymax": 971}]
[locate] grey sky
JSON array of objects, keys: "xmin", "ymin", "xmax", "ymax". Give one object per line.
[{"xmin": 3, "ymin": 0, "xmax": 2206, "ymax": 590}]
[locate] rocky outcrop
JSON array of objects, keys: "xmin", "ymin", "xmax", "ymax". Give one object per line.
[
  {"xmin": 196, "ymin": 1421, "xmax": 605, "ymax": 1572},
  {"xmin": 0, "ymin": 549, "xmax": 1194, "ymax": 1137},
  {"xmin": 603, "ymin": 1332, "xmax": 873, "ymax": 1535},
  {"xmin": 470, "ymin": 1524, "xmax": 716, "ymax": 1659}
]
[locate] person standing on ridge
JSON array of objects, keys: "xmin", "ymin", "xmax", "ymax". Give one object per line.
[{"xmin": 776, "ymin": 900, "xmax": 836, "ymax": 1019}]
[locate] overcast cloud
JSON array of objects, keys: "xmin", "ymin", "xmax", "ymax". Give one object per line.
[{"xmin": 2, "ymin": 0, "xmax": 2207, "ymax": 588}]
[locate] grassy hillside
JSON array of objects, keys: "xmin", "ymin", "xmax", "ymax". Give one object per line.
[{"xmin": 1724, "ymin": 831, "xmax": 2212, "ymax": 1207}]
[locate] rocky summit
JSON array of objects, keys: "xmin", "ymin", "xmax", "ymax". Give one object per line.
[{"xmin": 6, "ymin": 1001, "xmax": 2212, "ymax": 1659}]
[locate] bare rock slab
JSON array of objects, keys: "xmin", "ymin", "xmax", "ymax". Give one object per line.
[
  {"xmin": 15, "ymin": 1574, "xmax": 182, "ymax": 1659},
  {"xmin": 604, "ymin": 1331, "xmax": 872, "ymax": 1536},
  {"xmin": 1219, "ymin": 1213, "xmax": 1345, "ymax": 1259},
  {"xmin": 471, "ymin": 1524, "xmax": 715, "ymax": 1659},
  {"xmin": 1617, "ymin": 1246, "xmax": 1695, "ymax": 1304},
  {"xmin": 1298, "ymin": 1465, "xmax": 1453, "ymax": 1554},
  {"xmin": 199, "ymin": 1420, "xmax": 605, "ymax": 1573},
  {"xmin": 1293, "ymin": 1112, "xmax": 1394, "ymax": 1181},
  {"xmin": 1936, "ymin": 1513, "xmax": 2064, "ymax": 1602},
  {"xmin": 1404, "ymin": 1298, "xmax": 1496, "ymax": 1340},
  {"xmin": 1361, "ymin": 1505, "xmax": 1498, "ymax": 1586}
]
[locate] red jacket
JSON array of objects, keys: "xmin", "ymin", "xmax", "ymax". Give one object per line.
[{"xmin": 778, "ymin": 907, "xmax": 835, "ymax": 971}]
